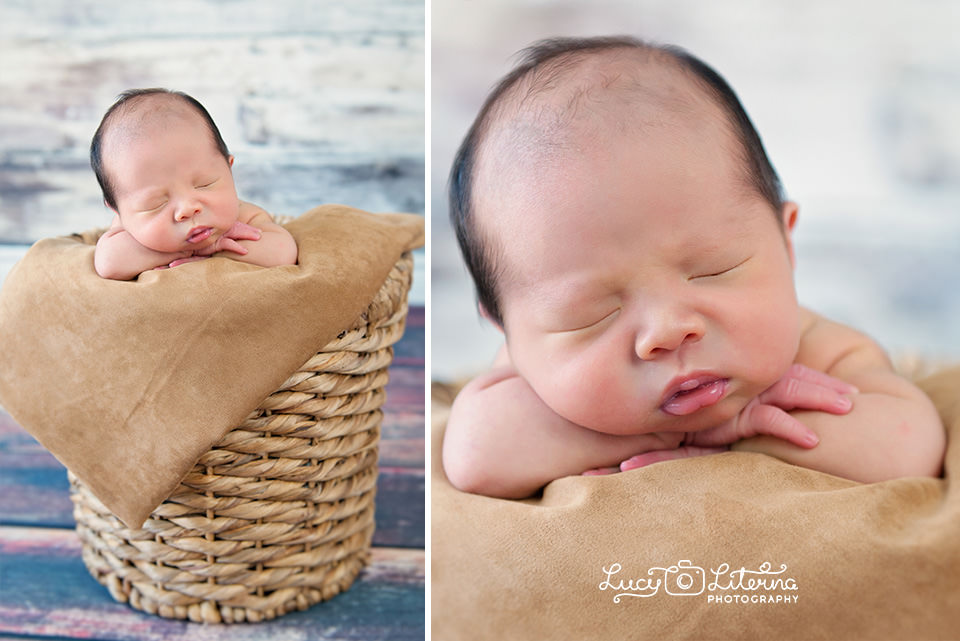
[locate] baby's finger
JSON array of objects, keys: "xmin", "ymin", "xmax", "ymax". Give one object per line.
[
  {"xmin": 758, "ymin": 375, "xmax": 853, "ymax": 415},
  {"xmin": 740, "ymin": 403, "xmax": 820, "ymax": 448},
  {"xmin": 783, "ymin": 363, "xmax": 859, "ymax": 394},
  {"xmin": 581, "ymin": 466, "xmax": 620, "ymax": 476},
  {"xmin": 226, "ymin": 221, "xmax": 262, "ymax": 241},
  {"xmin": 219, "ymin": 238, "xmax": 250, "ymax": 255},
  {"xmin": 620, "ymin": 446, "xmax": 728, "ymax": 472},
  {"xmin": 232, "ymin": 228, "xmax": 261, "ymax": 241},
  {"xmin": 168, "ymin": 256, "xmax": 208, "ymax": 268}
]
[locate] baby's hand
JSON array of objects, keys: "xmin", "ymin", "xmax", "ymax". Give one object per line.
[
  {"xmin": 165, "ymin": 255, "xmax": 209, "ymax": 269},
  {"xmin": 609, "ymin": 364, "xmax": 857, "ymax": 473},
  {"xmin": 195, "ymin": 221, "xmax": 262, "ymax": 256},
  {"xmin": 688, "ymin": 364, "xmax": 856, "ymax": 449},
  {"xmin": 583, "ymin": 444, "xmax": 729, "ymax": 476},
  {"xmin": 614, "ymin": 445, "xmax": 731, "ymax": 473},
  {"xmin": 150, "ymin": 253, "xmax": 205, "ymax": 270}
]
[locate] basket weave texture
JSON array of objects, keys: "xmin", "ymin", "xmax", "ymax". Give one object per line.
[{"xmin": 69, "ymin": 251, "xmax": 414, "ymax": 623}]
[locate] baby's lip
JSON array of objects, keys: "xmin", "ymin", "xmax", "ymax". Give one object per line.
[
  {"xmin": 187, "ymin": 226, "xmax": 213, "ymax": 244},
  {"xmin": 660, "ymin": 372, "xmax": 729, "ymax": 416}
]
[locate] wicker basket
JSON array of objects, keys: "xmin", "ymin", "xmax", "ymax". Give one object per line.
[{"xmin": 69, "ymin": 251, "xmax": 414, "ymax": 623}]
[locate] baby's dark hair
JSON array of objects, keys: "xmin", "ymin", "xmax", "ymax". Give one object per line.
[
  {"xmin": 90, "ymin": 88, "xmax": 230, "ymax": 210},
  {"xmin": 449, "ymin": 36, "xmax": 785, "ymax": 327}
]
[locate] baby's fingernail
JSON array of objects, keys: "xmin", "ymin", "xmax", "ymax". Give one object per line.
[
  {"xmin": 834, "ymin": 396, "xmax": 853, "ymax": 411},
  {"xmin": 803, "ymin": 430, "xmax": 820, "ymax": 447}
]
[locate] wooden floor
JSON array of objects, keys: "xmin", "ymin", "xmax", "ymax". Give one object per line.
[{"xmin": 0, "ymin": 306, "xmax": 424, "ymax": 640}]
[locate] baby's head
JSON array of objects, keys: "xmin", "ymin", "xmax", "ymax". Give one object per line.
[
  {"xmin": 90, "ymin": 89, "xmax": 240, "ymax": 252},
  {"xmin": 450, "ymin": 36, "xmax": 803, "ymax": 435},
  {"xmin": 451, "ymin": 36, "xmax": 786, "ymax": 328}
]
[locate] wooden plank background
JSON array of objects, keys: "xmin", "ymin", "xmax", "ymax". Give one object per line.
[{"xmin": 0, "ymin": 0, "xmax": 425, "ymax": 243}]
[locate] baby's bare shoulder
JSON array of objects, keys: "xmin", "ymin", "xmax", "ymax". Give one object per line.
[
  {"xmin": 238, "ymin": 200, "xmax": 272, "ymax": 224},
  {"xmin": 795, "ymin": 307, "xmax": 892, "ymax": 379}
]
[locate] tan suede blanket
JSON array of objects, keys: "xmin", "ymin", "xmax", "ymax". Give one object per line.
[
  {"xmin": 432, "ymin": 367, "xmax": 960, "ymax": 640},
  {"xmin": 0, "ymin": 205, "xmax": 423, "ymax": 529}
]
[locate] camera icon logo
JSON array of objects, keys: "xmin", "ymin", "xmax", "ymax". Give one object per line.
[{"xmin": 662, "ymin": 560, "xmax": 705, "ymax": 596}]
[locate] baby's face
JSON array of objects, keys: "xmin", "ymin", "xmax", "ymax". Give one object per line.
[
  {"xmin": 105, "ymin": 109, "xmax": 240, "ymax": 253},
  {"xmin": 479, "ymin": 112, "xmax": 801, "ymax": 437}
]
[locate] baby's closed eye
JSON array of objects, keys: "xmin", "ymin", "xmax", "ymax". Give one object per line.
[
  {"xmin": 551, "ymin": 308, "xmax": 621, "ymax": 334},
  {"xmin": 689, "ymin": 256, "xmax": 751, "ymax": 281},
  {"xmin": 141, "ymin": 200, "xmax": 168, "ymax": 213}
]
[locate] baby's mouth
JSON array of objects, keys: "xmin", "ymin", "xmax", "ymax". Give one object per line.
[
  {"xmin": 660, "ymin": 377, "xmax": 729, "ymax": 416},
  {"xmin": 187, "ymin": 226, "xmax": 213, "ymax": 244}
]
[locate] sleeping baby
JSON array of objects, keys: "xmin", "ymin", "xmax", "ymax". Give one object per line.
[
  {"xmin": 441, "ymin": 36, "xmax": 946, "ymax": 498},
  {"xmin": 91, "ymin": 88, "xmax": 298, "ymax": 280}
]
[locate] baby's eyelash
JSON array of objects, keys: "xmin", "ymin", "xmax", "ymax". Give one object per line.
[
  {"xmin": 696, "ymin": 267, "xmax": 733, "ymax": 279},
  {"xmin": 142, "ymin": 200, "xmax": 168, "ymax": 213},
  {"xmin": 691, "ymin": 257, "xmax": 750, "ymax": 280},
  {"xmin": 558, "ymin": 308, "xmax": 620, "ymax": 333}
]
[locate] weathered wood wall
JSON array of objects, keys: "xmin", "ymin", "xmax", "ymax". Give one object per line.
[{"xmin": 0, "ymin": 0, "xmax": 424, "ymax": 243}]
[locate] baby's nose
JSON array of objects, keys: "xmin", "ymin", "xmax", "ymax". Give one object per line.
[
  {"xmin": 633, "ymin": 306, "xmax": 705, "ymax": 361},
  {"xmin": 174, "ymin": 201, "xmax": 201, "ymax": 222}
]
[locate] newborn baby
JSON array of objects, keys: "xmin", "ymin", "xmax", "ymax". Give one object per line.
[
  {"xmin": 91, "ymin": 89, "xmax": 298, "ymax": 280},
  {"xmin": 442, "ymin": 36, "xmax": 946, "ymax": 498}
]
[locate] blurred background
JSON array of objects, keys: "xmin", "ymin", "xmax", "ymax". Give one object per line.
[
  {"xmin": 432, "ymin": 0, "xmax": 960, "ymax": 380},
  {"xmin": 0, "ymin": 0, "xmax": 424, "ymax": 302}
]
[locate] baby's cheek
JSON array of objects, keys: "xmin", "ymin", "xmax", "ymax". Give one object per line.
[
  {"xmin": 742, "ymin": 301, "xmax": 801, "ymax": 390},
  {"xmin": 538, "ymin": 357, "xmax": 633, "ymax": 433}
]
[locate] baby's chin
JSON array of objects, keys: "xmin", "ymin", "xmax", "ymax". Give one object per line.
[
  {"xmin": 573, "ymin": 396, "xmax": 747, "ymax": 437},
  {"xmin": 185, "ymin": 231, "xmax": 222, "ymax": 252},
  {"xmin": 135, "ymin": 238, "xmax": 184, "ymax": 254},
  {"xmin": 123, "ymin": 228, "xmax": 188, "ymax": 254}
]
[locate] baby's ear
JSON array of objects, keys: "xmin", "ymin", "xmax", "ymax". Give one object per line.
[
  {"xmin": 781, "ymin": 201, "xmax": 799, "ymax": 268},
  {"xmin": 782, "ymin": 201, "xmax": 799, "ymax": 232},
  {"xmin": 478, "ymin": 301, "xmax": 504, "ymax": 333},
  {"xmin": 228, "ymin": 155, "xmax": 235, "ymax": 168}
]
